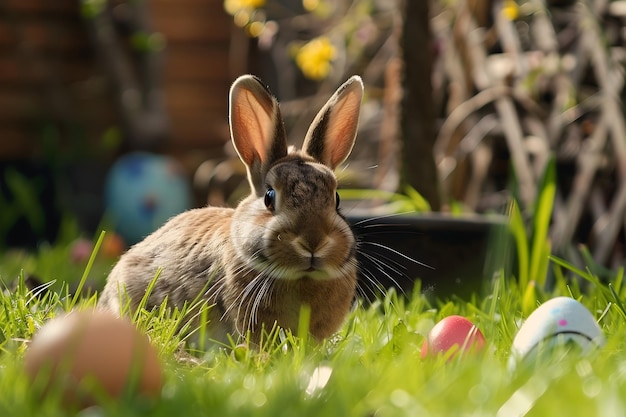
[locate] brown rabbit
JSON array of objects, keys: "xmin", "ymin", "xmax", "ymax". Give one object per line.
[{"xmin": 98, "ymin": 74, "xmax": 364, "ymax": 345}]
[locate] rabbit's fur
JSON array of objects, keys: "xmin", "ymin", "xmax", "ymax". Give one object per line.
[{"xmin": 99, "ymin": 75, "xmax": 363, "ymax": 344}]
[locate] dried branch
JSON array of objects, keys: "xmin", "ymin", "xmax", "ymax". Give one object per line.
[
  {"xmin": 81, "ymin": 0, "xmax": 168, "ymax": 150},
  {"xmin": 577, "ymin": 5, "xmax": 626, "ymax": 264},
  {"xmin": 552, "ymin": 115, "xmax": 608, "ymax": 249}
]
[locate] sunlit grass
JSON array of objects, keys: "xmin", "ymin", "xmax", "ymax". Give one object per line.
[
  {"xmin": 1, "ymin": 249, "xmax": 626, "ymax": 416},
  {"xmin": 2, "ymin": 183, "xmax": 626, "ymax": 415}
]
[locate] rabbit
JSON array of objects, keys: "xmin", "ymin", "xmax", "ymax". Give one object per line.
[{"xmin": 98, "ymin": 74, "xmax": 364, "ymax": 345}]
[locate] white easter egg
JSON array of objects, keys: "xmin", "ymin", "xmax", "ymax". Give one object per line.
[{"xmin": 510, "ymin": 297, "xmax": 605, "ymax": 364}]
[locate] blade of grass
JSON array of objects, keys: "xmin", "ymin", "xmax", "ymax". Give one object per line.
[
  {"xmin": 521, "ymin": 280, "xmax": 536, "ymax": 317},
  {"xmin": 132, "ymin": 268, "xmax": 163, "ymax": 322},
  {"xmin": 607, "ymin": 283, "xmax": 626, "ymax": 319},
  {"xmin": 403, "ymin": 186, "xmax": 431, "ymax": 212},
  {"xmin": 548, "ymin": 254, "xmax": 614, "ymax": 303},
  {"xmin": 508, "ymin": 200, "xmax": 529, "ymax": 287},
  {"xmin": 198, "ymin": 303, "xmax": 209, "ymax": 352},
  {"xmin": 69, "ymin": 230, "xmax": 106, "ymax": 310},
  {"xmin": 613, "ymin": 267, "xmax": 624, "ymax": 295},
  {"xmin": 530, "ymin": 157, "xmax": 556, "ymax": 287}
]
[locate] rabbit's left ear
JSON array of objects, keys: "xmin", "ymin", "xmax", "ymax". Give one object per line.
[{"xmin": 303, "ymin": 76, "xmax": 363, "ymax": 169}]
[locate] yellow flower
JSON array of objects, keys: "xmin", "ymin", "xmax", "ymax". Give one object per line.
[
  {"xmin": 224, "ymin": 0, "xmax": 266, "ymax": 16},
  {"xmin": 502, "ymin": 0, "xmax": 519, "ymax": 21},
  {"xmin": 295, "ymin": 37, "xmax": 336, "ymax": 80},
  {"xmin": 303, "ymin": 0, "xmax": 319, "ymax": 12},
  {"xmin": 247, "ymin": 21, "xmax": 265, "ymax": 38}
]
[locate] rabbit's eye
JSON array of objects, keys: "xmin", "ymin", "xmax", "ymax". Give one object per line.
[
  {"xmin": 335, "ymin": 192, "xmax": 341, "ymax": 210},
  {"xmin": 264, "ymin": 188, "xmax": 276, "ymax": 211}
]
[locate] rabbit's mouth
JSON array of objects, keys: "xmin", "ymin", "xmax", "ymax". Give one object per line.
[
  {"xmin": 294, "ymin": 264, "xmax": 324, "ymax": 276},
  {"xmin": 301, "ymin": 255, "xmax": 335, "ymax": 276},
  {"xmin": 307, "ymin": 255, "xmax": 324, "ymax": 270},
  {"xmin": 297, "ymin": 263, "xmax": 343, "ymax": 280},
  {"xmin": 273, "ymin": 262, "xmax": 330, "ymax": 280},
  {"xmin": 303, "ymin": 266, "xmax": 330, "ymax": 277},
  {"xmin": 300, "ymin": 269, "xmax": 331, "ymax": 280}
]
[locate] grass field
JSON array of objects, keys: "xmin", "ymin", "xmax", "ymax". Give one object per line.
[{"xmin": 1, "ymin": 228, "xmax": 626, "ymax": 417}]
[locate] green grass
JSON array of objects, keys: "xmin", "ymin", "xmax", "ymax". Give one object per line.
[
  {"xmin": 1, "ymin": 244, "xmax": 626, "ymax": 417},
  {"xmin": 1, "ymin": 175, "xmax": 626, "ymax": 417}
]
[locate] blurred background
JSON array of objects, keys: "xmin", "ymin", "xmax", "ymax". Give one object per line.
[{"xmin": 2, "ymin": 0, "xmax": 626, "ymax": 275}]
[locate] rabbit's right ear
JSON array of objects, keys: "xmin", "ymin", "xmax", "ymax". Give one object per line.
[
  {"xmin": 229, "ymin": 75, "xmax": 288, "ymax": 196},
  {"xmin": 302, "ymin": 76, "xmax": 363, "ymax": 169}
]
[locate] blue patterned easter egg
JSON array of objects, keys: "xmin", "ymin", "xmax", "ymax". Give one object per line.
[{"xmin": 105, "ymin": 152, "xmax": 192, "ymax": 245}]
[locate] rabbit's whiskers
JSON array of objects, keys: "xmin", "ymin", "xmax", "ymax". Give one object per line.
[
  {"xmin": 357, "ymin": 251, "xmax": 402, "ymax": 299},
  {"xmin": 248, "ymin": 277, "xmax": 274, "ymax": 334},
  {"xmin": 236, "ymin": 275, "xmax": 264, "ymax": 332},
  {"xmin": 217, "ymin": 250, "xmax": 276, "ymax": 336},
  {"xmin": 352, "ymin": 222, "xmax": 432, "ymax": 302}
]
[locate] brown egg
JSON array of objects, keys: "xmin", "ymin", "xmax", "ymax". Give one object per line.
[{"xmin": 24, "ymin": 310, "xmax": 162, "ymax": 408}]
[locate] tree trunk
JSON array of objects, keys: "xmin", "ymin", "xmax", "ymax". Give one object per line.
[{"xmin": 398, "ymin": 0, "xmax": 441, "ymax": 210}]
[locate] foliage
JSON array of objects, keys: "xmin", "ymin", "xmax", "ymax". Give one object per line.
[
  {"xmin": 508, "ymin": 157, "xmax": 556, "ymax": 292},
  {"xmin": 223, "ymin": 0, "xmax": 386, "ymax": 82},
  {"xmin": 0, "ymin": 170, "xmax": 46, "ymax": 250}
]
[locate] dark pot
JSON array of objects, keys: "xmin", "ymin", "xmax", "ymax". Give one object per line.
[{"xmin": 348, "ymin": 213, "xmax": 513, "ymax": 301}]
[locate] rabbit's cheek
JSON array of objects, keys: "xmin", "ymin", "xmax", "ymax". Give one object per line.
[
  {"xmin": 232, "ymin": 231, "xmax": 266, "ymax": 266},
  {"xmin": 327, "ymin": 227, "xmax": 356, "ymax": 261}
]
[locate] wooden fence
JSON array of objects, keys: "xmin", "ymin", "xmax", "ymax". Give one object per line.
[{"xmin": 0, "ymin": 0, "xmax": 236, "ymax": 162}]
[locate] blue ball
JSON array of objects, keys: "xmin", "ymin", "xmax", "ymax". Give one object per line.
[{"xmin": 105, "ymin": 152, "xmax": 192, "ymax": 245}]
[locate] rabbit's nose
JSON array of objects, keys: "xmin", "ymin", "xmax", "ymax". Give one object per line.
[
  {"xmin": 293, "ymin": 235, "xmax": 329, "ymax": 260},
  {"xmin": 308, "ymin": 256, "xmax": 323, "ymax": 270}
]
